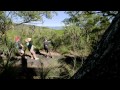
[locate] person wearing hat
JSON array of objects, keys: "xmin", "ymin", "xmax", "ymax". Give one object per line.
[{"xmin": 25, "ymin": 38, "xmax": 39, "ymax": 60}]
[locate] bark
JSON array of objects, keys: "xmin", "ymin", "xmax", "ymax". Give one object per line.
[{"xmin": 72, "ymin": 12, "xmax": 120, "ymax": 79}]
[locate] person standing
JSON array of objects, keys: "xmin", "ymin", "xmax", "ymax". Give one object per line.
[
  {"xmin": 43, "ymin": 38, "xmax": 52, "ymax": 58},
  {"xmin": 25, "ymin": 38, "xmax": 39, "ymax": 60}
]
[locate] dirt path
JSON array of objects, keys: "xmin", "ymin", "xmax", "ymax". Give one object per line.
[
  {"xmin": 1, "ymin": 50, "xmax": 81, "ymax": 79},
  {"xmin": 10, "ymin": 51, "xmax": 65, "ymax": 79},
  {"xmin": 30, "ymin": 51, "xmax": 63, "ymax": 68},
  {"xmin": 15, "ymin": 51, "xmax": 64, "ymax": 68},
  {"xmin": 13, "ymin": 50, "xmax": 84, "ymax": 79}
]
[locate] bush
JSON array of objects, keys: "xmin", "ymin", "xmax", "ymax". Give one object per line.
[{"xmin": 57, "ymin": 46, "xmax": 69, "ymax": 55}]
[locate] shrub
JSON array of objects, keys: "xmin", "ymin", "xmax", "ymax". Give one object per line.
[{"xmin": 57, "ymin": 46, "xmax": 69, "ymax": 55}]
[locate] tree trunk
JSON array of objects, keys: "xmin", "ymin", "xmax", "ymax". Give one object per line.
[{"xmin": 72, "ymin": 12, "xmax": 120, "ymax": 79}]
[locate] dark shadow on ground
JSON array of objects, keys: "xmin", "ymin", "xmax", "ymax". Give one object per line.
[
  {"xmin": 58, "ymin": 55, "xmax": 87, "ymax": 68},
  {"xmin": 0, "ymin": 54, "xmax": 38, "ymax": 79},
  {"xmin": 34, "ymin": 48, "xmax": 47, "ymax": 57}
]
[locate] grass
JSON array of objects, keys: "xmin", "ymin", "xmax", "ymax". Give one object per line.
[{"xmin": 53, "ymin": 30, "xmax": 64, "ymax": 35}]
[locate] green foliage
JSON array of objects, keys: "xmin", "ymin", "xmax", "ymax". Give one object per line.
[
  {"xmin": 0, "ymin": 11, "xmax": 117, "ymax": 79},
  {"xmin": 62, "ymin": 11, "xmax": 116, "ymax": 56},
  {"xmin": 57, "ymin": 46, "xmax": 69, "ymax": 54},
  {"xmin": 10, "ymin": 11, "xmax": 57, "ymax": 24},
  {"xmin": 0, "ymin": 12, "xmax": 12, "ymax": 35},
  {"xmin": 1, "ymin": 11, "xmax": 113, "ymax": 57}
]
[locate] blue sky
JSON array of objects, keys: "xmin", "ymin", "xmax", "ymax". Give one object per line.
[{"xmin": 13, "ymin": 11, "xmax": 70, "ymax": 27}]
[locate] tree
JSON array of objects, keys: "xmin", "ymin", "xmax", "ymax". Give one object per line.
[
  {"xmin": 11, "ymin": 11, "xmax": 57, "ymax": 25},
  {"xmin": 0, "ymin": 11, "xmax": 12, "ymax": 35},
  {"xmin": 72, "ymin": 12, "xmax": 120, "ymax": 79},
  {"xmin": 63, "ymin": 11, "xmax": 117, "ymax": 31},
  {"xmin": 63, "ymin": 11, "xmax": 118, "ymax": 24},
  {"xmin": 0, "ymin": 11, "xmax": 57, "ymax": 33},
  {"xmin": 63, "ymin": 11, "xmax": 118, "ymax": 55}
]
